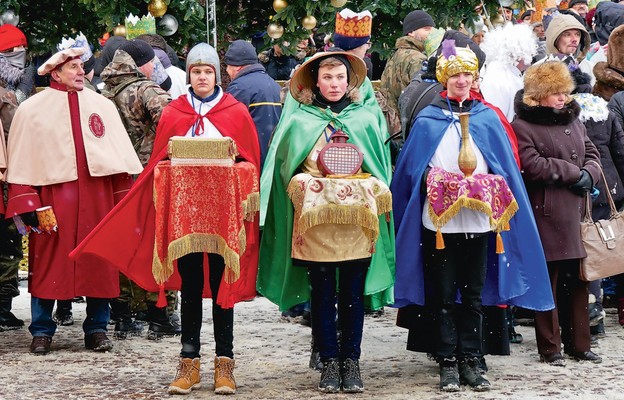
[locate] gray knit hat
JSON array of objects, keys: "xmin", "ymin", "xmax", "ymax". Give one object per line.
[
  {"xmin": 403, "ymin": 10, "xmax": 435, "ymax": 35},
  {"xmin": 224, "ymin": 40, "xmax": 258, "ymax": 66},
  {"xmin": 186, "ymin": 42, "xmax": 221, "ymax": 84}
]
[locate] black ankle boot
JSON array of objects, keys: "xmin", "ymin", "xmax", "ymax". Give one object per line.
[
  {"xmin": 147, "ymin": 303, "xmax": 181, "ymax": 340},
  {"xmin": 439, "ymin": 359, "xmax": 460, "ymax": 392},
  {"xmin": 0, "ymin": 297, "xmax": 24, "ymax": 331},
  {"xmin": 318, "ymin": 359, "xmax": 340, "ymax": 393},
  {"xmin": 341, "ymin": 358, "xmax": 364, "ymax": 393},
  {"xmin": 459, "ymin": 357, "xmax": 491, "ymax": 391}
]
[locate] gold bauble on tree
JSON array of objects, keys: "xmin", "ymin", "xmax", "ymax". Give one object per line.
[
  {"xmin": 273, "ymin": 0, "xmax": 288, "ymax": 12},
  {"xmin": 113, "ymin": 24, "xmax": 127, "ymax": 37},
  {"xmin": 148, "ymin": 0, "xmax": 168, "ymax": 18},
  {"xmin": 302, "ymin": 15, "xmax": 317, "ymax": 30},
  {"xmin": 267, "ymin": 23, "xmax": 284, "ymax": 39},
  {"xmin": 330, "ymin": 0, "xmax": 348, "ymax": 7}
]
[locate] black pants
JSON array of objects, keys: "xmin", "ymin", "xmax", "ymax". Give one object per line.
[
  {"xmin": 178, "ymin": 252, "xmax": 233, "ymax": 359},
  {"xmin": 423, "ymin": 229, "xmax": 488, "ymax": 361},
  {"xmin": 308, "ymin": 262, "xmax": 369, "ymax": 362}
]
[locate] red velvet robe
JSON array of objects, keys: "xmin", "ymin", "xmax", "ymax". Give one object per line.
[
  {"xmin": 5, "ymin": 82, "xmax": 133, "ymax": 299},
  {"xmin": 71, "ymin": 92, "xmax": 261, "ymax": 308}
]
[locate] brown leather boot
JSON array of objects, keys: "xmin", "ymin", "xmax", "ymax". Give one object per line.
[
  {"xmin": 214, "ymin": 356, "xmax": 236, "ymax": 394},
  {"xmin": 168, "ymin": 357, "xmax": 201, "ymax": 395}
]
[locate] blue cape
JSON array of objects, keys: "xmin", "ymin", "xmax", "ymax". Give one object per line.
[{"xmin": 391, "ymin": 101, "xmax": 554, "ymax": 311}]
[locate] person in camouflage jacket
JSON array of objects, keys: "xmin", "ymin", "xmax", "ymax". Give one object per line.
[
  {"xmin": 100, "ymin": 48, "xmax": 171, "ymax": 166},
  {"xmin": 100, "ymin": 43, "xmax": 179, "ymax": 340},
  {"xmin": 379, "ymin": 10, "xmax": 436, "ymax": 123}
]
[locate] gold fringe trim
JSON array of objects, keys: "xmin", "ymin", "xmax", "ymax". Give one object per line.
[
  {"xmin": 241, "ymin": 191, "xmax": 260, "ymax": 220},
  {"xmin": 428, "ymin": 196, "xmax": 519, "ymax": 233},
  {"xmin": 297, "ymin": 204, "xmax": 380, "ymax": 243},
  {"xmin": 152, "ymin": 231, "xmax": 246, "ymax": 286},
  {"xmin": 376, "ymin": 192, "xmax": 393, "ymax": 215},
  {"xmin": 286, "ymin": 179, "xmax": 305, "ymax": 207},
  {"xmin": 326, "ymin": 173, "xmax": 372, "ymax": 179},
  {"xmin": 168, "ymin": 137, "xmax": 238, "ymax": 160}
]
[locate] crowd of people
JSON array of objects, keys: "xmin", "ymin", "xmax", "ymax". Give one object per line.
[{"xmin": 2, "ymin": 0, "xmax": 624, "ymax": 396}]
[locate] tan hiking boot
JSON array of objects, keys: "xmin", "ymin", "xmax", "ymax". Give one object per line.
[
  {"xmin": 168, "ymin": 357, "xmax": 201, "ymax": 395},
  {"xmin": 214, "ymin": 356, "xmax": 236, "ymax": 394}
]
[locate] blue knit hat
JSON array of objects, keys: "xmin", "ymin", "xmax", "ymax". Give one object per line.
[{"xmin": 333, "ymin": 9, "xmax": 372, "ymax": 51}]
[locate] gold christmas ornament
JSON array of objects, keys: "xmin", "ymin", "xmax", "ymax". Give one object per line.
[
  {"xmin": 148, "ymin": 0, "xmax": 168, "ymax": 18},
  {"xmin": 273, "ymin": 0, "xmax": 288, "ymax": 12},
  {"xmin": 113, "ymin": 24, "xmax": 127, "ymax": 37},
  {"xmin": 267, "ymin": 23, "xmax": 284, "ymax": 39},
  {"xmin": 302, "ymin": 15, "xmax": 317, "ymax": 30},
  {"xmin": 330, "ymin": 0, "xmax": 348, "ymax": 7}
]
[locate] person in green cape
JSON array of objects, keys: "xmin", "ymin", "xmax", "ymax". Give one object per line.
[{"xmin": 258, "ymin": 50, "xmax": 395, "ymax": 394}]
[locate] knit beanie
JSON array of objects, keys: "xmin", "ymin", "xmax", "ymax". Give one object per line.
[
  {"xmin": 224, "ymin": 40, "xmax": 258, "ymax": 66},
  {"xmin": 0, "ymin": 24, "xmax": 27, "ymax": 52},
  {"xmin": 333, "ymin": 9, "xmax": 372, "ymax": 51},
  {"xmin": 119, "ymin": 39, "xmax": 155, "ymax": 67},
  {"xmin": 186, "ymin": 42, "xmax": 221, "ymax": 84},
  {"xmin": 568, "ymin": 0, "xmax": 588, "ymax": 8},
  {"xmin": 403, "ymin": 10, "xmax": 435, "ymax": 35}
]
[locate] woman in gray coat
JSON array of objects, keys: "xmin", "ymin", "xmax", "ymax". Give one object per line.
[{"xmin": 512, "ymin": 61, "xmax": 602, "ymax": 366}]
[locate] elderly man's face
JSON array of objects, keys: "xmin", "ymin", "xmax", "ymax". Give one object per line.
[
  {"xmin": 52, "ymin": 58, "xmax": 84, "ymax": 92},
  {"xmin": 571, "ymin": 3, "xmax": 589, "ymax": 18},
  {"xmin": 556, "ymin": 29, "xmax": 582, "ymax": 55}
]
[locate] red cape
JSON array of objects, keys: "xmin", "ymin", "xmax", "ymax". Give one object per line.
[{"xmin": 70, "ymin": 93, "xmax": 261, "ymax": 308}]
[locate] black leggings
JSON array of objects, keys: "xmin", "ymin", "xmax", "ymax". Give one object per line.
[{"xmin": 177, "ymin": 252, "xmax": 234, "ymax": 359}]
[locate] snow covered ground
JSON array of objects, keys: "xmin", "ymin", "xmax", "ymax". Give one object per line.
[{"xmin": 1, "ymin": 283, "xmax": 624, "ymax": 400}]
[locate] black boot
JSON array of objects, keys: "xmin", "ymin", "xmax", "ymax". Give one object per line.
[
  {"xmin": 341, "ymin": 358, "xmax": 364, "ymax": 393},
  {"xmin": 318, "ymin": 359, "xmax": 340, "ymax": 393},
  {"xmin": 0, "ymin": 296, "xmax": 24, "ymax": 331},
  {"xmin": 439, "ymin": 359, "xmax": 460, "ymax": 392},
  {"xmin": 111, "ymin": 299, "xmax": 143, "ymax": 339},
  {"xmin": 147, "ymin": 302, "xmax": 181, "ymax": 340},
  {"xmin": 459, "ymin": 357, "xmax": 491, "ymax": 391},
  {"xmin": 53, "ymin": 300, "xmax": 74, "ymax": 326}
]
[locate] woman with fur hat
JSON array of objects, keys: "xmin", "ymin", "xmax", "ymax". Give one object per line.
[
  {"xmin": 512, "ymin": 60, "xmax": 602, "ymax": 366},
  {"xmin": 259, "ymin": 51, "xmax": 395, "ymax": 393},
  {"xmin": 392, "ymin": 40, "xmax": 553, "ymax": 393}
]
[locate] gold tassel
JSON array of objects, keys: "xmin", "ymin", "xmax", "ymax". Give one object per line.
[
  {"xmin": 496, "ymin": 232, "xmax": 505, "ymax": 254},
  {"xmin": 436, "ymin": 228, "xmax": 445, "ymax": 250}
]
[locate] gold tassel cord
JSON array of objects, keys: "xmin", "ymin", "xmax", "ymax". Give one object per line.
[
  {"xmin": 496, "ymin": 232, "xmax": 505, "ymax": 254},
  {"xmin": 436, "ymin": 228, "xmax": 445, "ymax": 250}
]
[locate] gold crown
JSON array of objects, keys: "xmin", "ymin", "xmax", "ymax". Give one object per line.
[
  {"xmin": 335, "ymin": 12, "xmax": 372, "ymax": 38},
  {"xmin": 124, "ymin": 14, "xmax": 156, "ymax": 39},
  {"xmin": 436, "ymin": 47, "xmax": 479, "ymax": 86}
]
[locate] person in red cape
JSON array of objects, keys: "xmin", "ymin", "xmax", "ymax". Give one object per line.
[{"xmin": 71, "ymin": 43, "xmax": 260, "ymax": 396}]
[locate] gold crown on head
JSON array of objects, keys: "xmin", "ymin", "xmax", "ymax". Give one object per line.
[
  {"xmin": 436, "ymin": 39, "xmax": 479, "ymax": 86},
  {"xmin": 335, "ymin": 9, "xmax": 372, "ymax": 38}
]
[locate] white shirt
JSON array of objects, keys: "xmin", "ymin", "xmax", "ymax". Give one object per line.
[
  {"xmin": 184, "ymin": 88, "xmax": 224, "ymax": 139},
  {"xmin": 422, "ymin": 109, "xmax": 492, "ymax": 234}
]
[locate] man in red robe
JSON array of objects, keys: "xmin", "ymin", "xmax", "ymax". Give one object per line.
[{"xmin": 4, "ymin": 48, "xmax": 143, "ymax": 354}]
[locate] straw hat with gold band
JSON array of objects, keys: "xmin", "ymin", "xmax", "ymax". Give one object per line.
[{"xmin": 289, "ymin": 50, "xmax": 367, "ymax": 104}]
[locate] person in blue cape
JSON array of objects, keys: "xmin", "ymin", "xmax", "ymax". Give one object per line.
[{"xmin": 391, "ymin": 41, "xmax": 554, "ymax": 393}]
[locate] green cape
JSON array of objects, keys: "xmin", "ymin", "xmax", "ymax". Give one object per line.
[{"xmin": 258, "ymin": 84, "xmax": 395, "ymax": 311}]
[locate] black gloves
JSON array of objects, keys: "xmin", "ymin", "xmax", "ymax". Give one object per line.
[
  {"xmin": 20, "ymin": 211, "xmax": 39, "ymax": 227},
  {"xmin": 569, "ymin": 169, "xmax": 593, "ymax": 197}
]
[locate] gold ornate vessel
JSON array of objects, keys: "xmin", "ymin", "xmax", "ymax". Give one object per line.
[{"xmin": 458, "ymin": 112, "xmax": 477, "ymax": 177}]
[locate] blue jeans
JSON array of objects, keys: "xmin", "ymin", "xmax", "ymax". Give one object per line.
[
  {"xmin": 309, "ymin": 262, "xmax": 369, "ymax": 362},
  {"xmin": 29, "ymin": 296, "xmax": 110, "ymax": 337}
]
